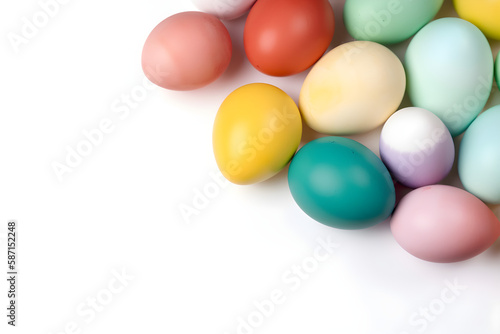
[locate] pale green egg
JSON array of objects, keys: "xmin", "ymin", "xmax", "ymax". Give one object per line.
[
  {"xmin": 405, "ymin": 18, "xmax": 493, "ymax": 137},
  {"xmin": 343, "ymin": 0, "xmax": 444, "ymax": 45}
]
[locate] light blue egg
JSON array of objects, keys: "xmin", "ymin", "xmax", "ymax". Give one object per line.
[
  {"xmin": 405, "ymin": 18, "xmax": 494, "ymax": 137},
  {"xmin": 459, "ymin": 105, "xmax": 500, "ymax": 204}
]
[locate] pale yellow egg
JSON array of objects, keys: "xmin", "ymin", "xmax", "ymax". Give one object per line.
[{"xmin": 299, "ymin": 41, "xmax": 406, "ymax": 135}]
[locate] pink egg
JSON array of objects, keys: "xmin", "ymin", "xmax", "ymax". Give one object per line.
[
  {"xmin": 141, "ymin": 12, "xmax": 232, "ymax": 91},
  {"xmin": 390, "ymin": 185, "xmax": 500, "ymax": 263}
]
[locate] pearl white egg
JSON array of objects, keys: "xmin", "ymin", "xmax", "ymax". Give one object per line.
[{"xmin": 191, "ymin": 0, "xmax": 256, "ymax": 20}]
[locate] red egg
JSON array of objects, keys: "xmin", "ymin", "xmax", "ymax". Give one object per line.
[
  {"xmin": 141, "ymin": 12, "xmax": 232, "ymax": 91},
  {"xmin": 244, "ymin": 0, "xmax": 335, "ymax": 76}
]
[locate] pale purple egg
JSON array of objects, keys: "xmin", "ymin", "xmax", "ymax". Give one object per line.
[{"xmin": 379, "ymin": 107, "xmax": 455, "ymax": 188}]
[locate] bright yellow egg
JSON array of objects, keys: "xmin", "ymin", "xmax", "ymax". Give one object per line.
[
  {"xmin": 213, "ymin": 83, "xmax": 302, "ymax": 185},
  {"xmin": 454, "ymin": 0, "xmax": 500, "ymax": 40}
]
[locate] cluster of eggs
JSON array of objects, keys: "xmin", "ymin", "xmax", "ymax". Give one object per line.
[{"xmin": 141, "ymin": 0, "xmax": 500, "ymax": 263}]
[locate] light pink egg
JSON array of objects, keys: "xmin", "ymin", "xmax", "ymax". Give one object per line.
[
  {"xmin": 390, "ymin": 185, "xmax": 500, "ymax": 263},
  {"xmin": 141, "ymin": 12, "xmax": 232, "ymax": 91}
]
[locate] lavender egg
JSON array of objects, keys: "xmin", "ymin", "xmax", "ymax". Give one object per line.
[{"xmin": 380, "ymin": 107, "xmax": 455, "ymax": 188}]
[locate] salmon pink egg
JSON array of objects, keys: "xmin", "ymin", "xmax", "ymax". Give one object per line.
[{"xmin": 142, "ymin": 12, "xmax": 232, "ymax": 91}]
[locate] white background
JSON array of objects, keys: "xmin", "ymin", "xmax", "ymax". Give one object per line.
[{"xmin": 1, "ymin": 0, "xmax": 500, "ymax": 334}]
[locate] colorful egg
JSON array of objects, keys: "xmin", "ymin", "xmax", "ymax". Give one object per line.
[
  {"xmin": 299, "ymin": 41, "xmax": 405, "ymax": 135},
  {"xmin": 141, "ymin": 12, "xmax": 232, "ymax": 91},
  {"xmin": 453, "ymin": 0, "xmax": 500, "ymax": 40},
  {"xmin": 244, "ymin": 0, "xmax": 335, "ymax": 76},
  {"xmin": 344, "ymin": 0, "xmax": 444, "ymax": 45},
  {"xmin": 213, "ymin": 83, "xmax": 302, "ymax": 185},
  {"xmin": 496, "ymin": 51, "xmax": 500, "ymax": 90},
  {"xmin": 288, "ymin": 137, "xmax": 395, "ymax": 229},
  {"xmin": 191, "ymin": 0, "xmax": 257, "ymax": 20},
  {"xmin": 404, "ymin": 18, "xmax": 494, "ymax": 136},
  {"xmin": 391, "ymin": 185, "xmax": 500, "ymax": 263},
  {"xmin": 459, "ymin": 105, "xmax": 500, "ymax": 204},
  {"xmin": 380, "ymin": 107, "xmax": 455, "ymax": 188}
]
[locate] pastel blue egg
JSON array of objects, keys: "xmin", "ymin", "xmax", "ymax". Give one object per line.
[
  {"xmin": 405, "ymin": 18, "xmax": 494, "ymax": 137},
  {"xmin": 459, "ymin": 105, "xmax": 500, "ymax": 204}
]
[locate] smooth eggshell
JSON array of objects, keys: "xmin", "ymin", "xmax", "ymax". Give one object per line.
[
  {"xmin": 391, "ymin": 185, "xmax": 500, "ymax": 263},
  {"xmin": 459, "ymin": 105, "xmax": 500, "ymax": 204},
  {"xmin": 191, "ymin": 0, "xmax": 256, "ymax": 20},
  {"xmin": 405, "ymin": 18, "xmax": 494, "ymax": 136},
  {"xmin": 299, "ymin": 41, "xmax": 405, "ymax": 135},
  {"xmin": 244, "ymin": 0, "xmax": 335, "ymax": 76},
  {"xmin": 380, "ymin": 107, "xmax": 455, "ymax": 188},
  {"xmin": 141, "ymin": 12, "xmax": 232, "ymax": 91},
  {"xmin": 453, "ymin": 0, "xmax": 500, "ymax": 40},
  {"xmin": 288, "ymin": 137, "xmax": 395, "ymax": 230},
  {"xmin": 344, "ymin": 0, "xmax": 444, "ymax": 44},
  {"xmin": 213, "ymin": 83, "xmax": 302, "ymax": 185}
]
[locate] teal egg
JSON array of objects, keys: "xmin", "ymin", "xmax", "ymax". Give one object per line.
[
  {"xmin": 287, "ymin": 137, "xmax": 395, "ymax": 229},
  {"xmin": 459, "ymin": 105, "xmax": 500, "ymax": 204},
  {"xmin": 405, "ymin": 18, "xmax": 494, "ymax": 137},
  {"xmin": 343, "ymin": 0, "xmax": 443, "ymax": 45}
]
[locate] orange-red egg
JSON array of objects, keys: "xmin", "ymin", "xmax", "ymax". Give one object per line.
[{"xmin": 244, "ymin": 0, "xmax": 335, "ymax": 76}]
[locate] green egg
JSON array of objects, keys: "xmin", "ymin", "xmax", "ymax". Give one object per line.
[
  {"xmin": 288, "ymin": 137, "xmax": 395, "ymax": 230},
  {"xmin": 496, "ymin": 50, "xmax": 500, "ymax": 90},
  {"xmin": 404, "ymin": 18, "xmax": 493, "ymax": 136},
  {"xmin": 343, "ymin": 0, "xmax": 444, "ymax": 45}
]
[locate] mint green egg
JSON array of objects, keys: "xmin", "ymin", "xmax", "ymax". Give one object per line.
[
  {"xmin": 459, "ymin": 105, "xmax": 500, "ymax": 204},
  {"xmin": 343, "ymin": 0, "xmax": 443, "ymax": 45},
  {"xmin": 287, "ymin": 137, "xmax": 395, "ymax": 230},
  {"xmin": 405, "ymin": 18, "xmax": 494, "ymax": 137}
]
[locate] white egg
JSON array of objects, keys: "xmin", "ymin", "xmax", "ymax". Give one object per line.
[
  {"xmin": 379, "ymin": 107, "xmax": 455, "ymax": 188},
  {"xmin": 191, "ymin": 0, "xmax": 257, "ymax": 20}
]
